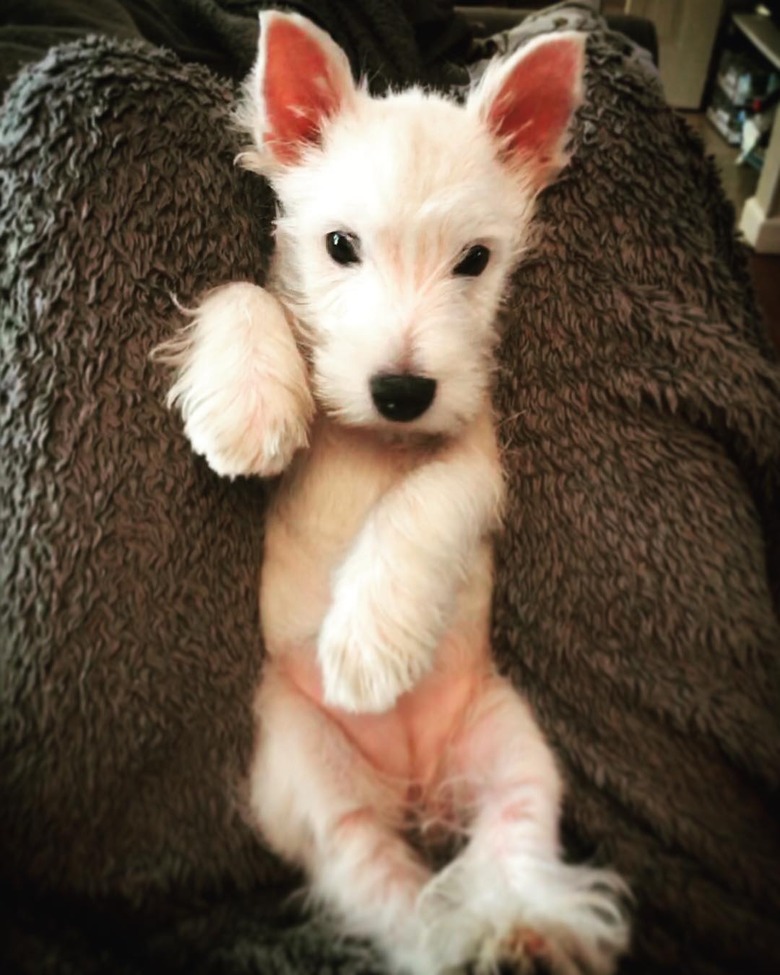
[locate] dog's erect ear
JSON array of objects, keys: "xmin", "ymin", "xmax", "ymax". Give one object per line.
[
  {"xmin": 247, "ymin": 11, "xmax": 356, "ymax": 166},
  {"xmin": 471, "ymin": 32, "xmax": 586, "ymax": 191}
]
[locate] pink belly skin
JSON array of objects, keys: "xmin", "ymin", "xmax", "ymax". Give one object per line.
[{"xmin": 275, "ymin": 646, "xmax": 494, "ymax": 786}]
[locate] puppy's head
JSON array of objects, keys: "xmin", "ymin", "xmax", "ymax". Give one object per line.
[{"xmin": 238, "ymin": 13, "xmax": 585, "ymax": 436}]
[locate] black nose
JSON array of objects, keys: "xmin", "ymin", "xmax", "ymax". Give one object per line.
[{"xmin": 369, "ymin": 373, "xmax": 437, "ymax": 422}]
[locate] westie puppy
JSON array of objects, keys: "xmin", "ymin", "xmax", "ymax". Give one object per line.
[{"xmin": 160, "ymin": 12, "xmax": 630, "ymax": 974}]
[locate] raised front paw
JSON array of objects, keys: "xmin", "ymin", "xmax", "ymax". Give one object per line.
[
  {"xmin": 317, "ymin": 590, "xmax": 433, "ymax": 714},
  {"xmin": 157, "ymin": 282, "xmax": 314, "ymax": 478}
]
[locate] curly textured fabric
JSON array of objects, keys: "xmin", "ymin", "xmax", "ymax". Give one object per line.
[
  {"xmin": 1, "ymin": 4, "xmax": 779, "ymax": 975},
  {"xmin": 0, "ymin": 36, "xmax": 279, "ymax": 896},
  {"xmin": 488, "ymin": 10, "xmax": 780, "ymax": 975}
]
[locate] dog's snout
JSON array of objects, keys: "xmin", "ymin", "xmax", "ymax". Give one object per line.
[{"xmin": 370, "ymin": 373, "xmax": 437, "ymax": 422}]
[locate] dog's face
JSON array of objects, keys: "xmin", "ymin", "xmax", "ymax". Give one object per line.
[{"xmin": 239, "ymin": 13, "xmax": 584, "ymax": 436}]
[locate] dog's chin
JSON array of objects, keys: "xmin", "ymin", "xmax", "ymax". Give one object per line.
[
  {"xmin": 373, "ymin": 414, "xmax": 466, "ymax": 443},
  {"xmin": 318, "ymin": 399, "xmax": 475, "ymax": 442},
  {"xmin": 313, "ymin": 373, "xmax": 486, "ymax": 439}
]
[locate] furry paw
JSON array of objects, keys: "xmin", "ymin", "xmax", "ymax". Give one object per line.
[
  {"xmin": 468, "ymin": 927, "xmax": 551, "ymax": 975},
  {"xmin": 316, "ymin": 504, "xmax": 456, "ymax": 713},
  {"xmin": 419, "ymin": 857, "xmax": 630, "ymax": 975},
  {"xmin": 156, "ymin": 282, "xmax": 314, "ymax": 478},
  {"xmin": 317, "ymin": 591, "xmax": 433, "ymax": 713}
]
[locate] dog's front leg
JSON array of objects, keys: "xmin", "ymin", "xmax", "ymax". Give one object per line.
[
  {"xmin": 157, "ymin": 282, "xmax": 314, "ymax": 478},
  {"xmin": 318, "ymin": 409, "xmax": 504, "ymax": 713}
]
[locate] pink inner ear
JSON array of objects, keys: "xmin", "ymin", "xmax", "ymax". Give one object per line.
[
  {"xmin": 263, "ymin": 20, "xmax": 343, "ymax": 163},
  {"xmin": 489, "ymin": 37, "xmax": 582, "ymax": 173}
]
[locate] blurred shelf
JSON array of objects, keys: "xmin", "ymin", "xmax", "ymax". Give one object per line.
[{"xmin": 733, "ymin": 13, "xmax": 780, "ymax": 71}]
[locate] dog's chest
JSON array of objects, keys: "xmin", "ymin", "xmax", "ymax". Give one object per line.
[{"xmin": 259, "ymin": 421, "xmax": 424, "ymax": 648}]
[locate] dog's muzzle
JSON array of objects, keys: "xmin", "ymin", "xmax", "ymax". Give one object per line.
[{"xmin": 370, "ymin": 373, "xmax": 437, "ymax": 422}]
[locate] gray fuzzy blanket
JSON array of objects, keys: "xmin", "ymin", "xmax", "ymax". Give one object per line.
[{"xmin": 2, "ymin": 2, "xmax": 779, "ymax": 973}]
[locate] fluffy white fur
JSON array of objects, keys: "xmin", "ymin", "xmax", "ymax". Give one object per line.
[
  {"xmin": 160, "ymin": 12, "xmax": 630, "ymax": 974},
  {"xmin": 157, "ymin": 284, "xmax": 313, "ymax": 477}
]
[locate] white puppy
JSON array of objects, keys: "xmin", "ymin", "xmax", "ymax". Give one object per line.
[{"xmin": 160, "ymin": 12, "xmax": 630, "ymax": 974}]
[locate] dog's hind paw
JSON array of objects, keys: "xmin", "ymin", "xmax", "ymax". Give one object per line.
[{"xmin": 420, "ymin": 858, "xmax": 630, "ymax": 975}]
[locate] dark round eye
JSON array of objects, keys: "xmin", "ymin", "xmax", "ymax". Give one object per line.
[
  {"xmin": 453, "ymin": 244, "xmax": 490, "ymax": 277},
  {"xmin": 326, "ymin": 231, "xmax": 361, "ymax": 266}
]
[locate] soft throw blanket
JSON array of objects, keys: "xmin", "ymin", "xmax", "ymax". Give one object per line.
[{"xmin": 1, "ymin": 2, "xmax": 779, "ymax": 973}]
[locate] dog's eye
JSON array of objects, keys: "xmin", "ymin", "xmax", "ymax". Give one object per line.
[
  {"xmin": 325, "ymin": 231, "xmax": 361, "ymax": 266},
  {"xmin": 453, "ymin": 244, "xmax": 490, "ymax": 277}
]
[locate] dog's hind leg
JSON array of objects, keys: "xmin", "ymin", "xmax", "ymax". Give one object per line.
[
  {"xmin": 420, "ymin": 677, "xmax": 630, "ymax": 975},
  {"xmin": 248, "ymin": 663, "xmax": 434, "ymax": 974}
]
